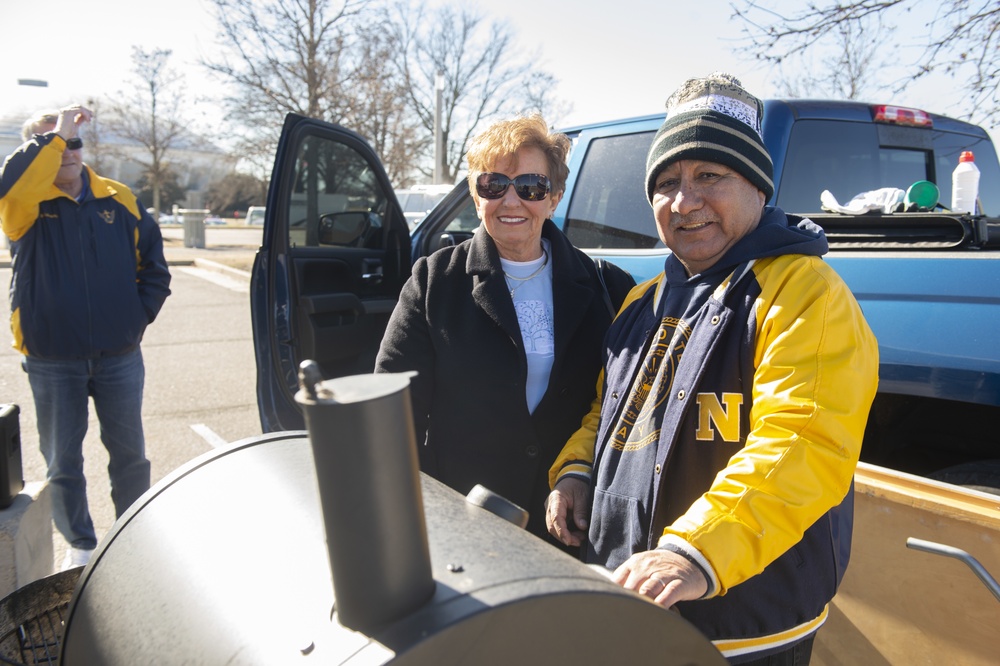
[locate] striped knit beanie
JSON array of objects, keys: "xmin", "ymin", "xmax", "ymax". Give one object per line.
[{"xmin": 645, "ymin": 72, "xmax": 774, "ymax": 204}]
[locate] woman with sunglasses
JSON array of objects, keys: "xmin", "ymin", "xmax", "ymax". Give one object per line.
[{"xmin": 376, "ymin": 114, "xmax": 634, "ymax": 544}]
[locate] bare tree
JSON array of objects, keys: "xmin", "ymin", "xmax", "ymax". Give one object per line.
[
  {"xmin": 203, "ymin": 172, "xmax": 269, "ymax": 215},
  {"xmin": 104, "ymin": 48, "xmax": 187, "ymax": 221},
  {"xmin": 770, "ymin": 17, "xmax": 896, "ymax": 100},
  {"xmin": 388, "ymin": 1, "xmax": 569, "ymax": 184},
  {"xmin": 202, "ymin": 0, "xmax": 567, "ymax": 187},
  {"xmin": 339, "ymin": 18, "xmax": 425, "ymax": 187},
  {"xmin": 521, "ymin": 71, "xmax": 574, "ymax": 127},
  {"xmin": 732, "ymin": 1, "xmax": 1000, "ymax": 124},
  {"xmin": 202, "ymin": 0, "xmax": 371, "ymax": 169},
  {"xmin": 134, "ymin": 170, "xmax": 187, "ymax": 214},
  {"xmin": 81, "ymin": 97, "xmax": 108, "ymax": 175}
]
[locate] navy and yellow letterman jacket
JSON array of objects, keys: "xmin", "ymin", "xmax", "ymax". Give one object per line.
[
  {"xmin": 0, "ymin": 132, "xmax": 171, "ymax": 359},
  {"xmin": 551, "ymin": 208, "xmax": 879, "ymax": 663}
]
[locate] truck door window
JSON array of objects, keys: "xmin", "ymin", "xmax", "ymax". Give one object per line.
[
  {"xmin": 442, "ymin": 196, "xmax": 482, "ymax": 233},
  {"xmin": 287, "ymin": 135, "xmax": 389, "ymax": 248},
  {"xmin": 564, "ymin": 132, "xmax": 662, "ymax": 249}
]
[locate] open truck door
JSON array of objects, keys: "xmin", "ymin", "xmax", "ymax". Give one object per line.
[{"xmin": 250, "ymin": 113, "xmax": 411, "ymax": 432}]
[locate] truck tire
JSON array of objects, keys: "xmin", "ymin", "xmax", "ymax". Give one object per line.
[{"xmin": 928, "ymin": 460, "xmax": 1000, "ymax": 496}]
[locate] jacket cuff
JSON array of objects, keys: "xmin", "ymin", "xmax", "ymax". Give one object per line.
[
  {"xmin": 656, "ymin": 535, "xmax": 719, "ymax": 599},
  {"xmin": 552, "ymin": 460, "xmax": 592, "ymax": 489}
]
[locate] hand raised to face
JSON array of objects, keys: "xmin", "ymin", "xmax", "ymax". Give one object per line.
[{"xmin": 54, "ymin": 105, "xmax": 93, "ymax": 140}]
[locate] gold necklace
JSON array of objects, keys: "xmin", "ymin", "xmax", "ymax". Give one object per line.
[{"xmin": 503, "ymin": 247, "xmax": 549, "ymax": 299}]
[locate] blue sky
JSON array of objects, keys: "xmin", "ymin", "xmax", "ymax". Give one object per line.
[{"xmin": 1, "ymin": 0, "xmax": 992, "ymax": 140}]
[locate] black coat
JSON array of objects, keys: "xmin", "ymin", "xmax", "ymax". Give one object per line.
[{"xmin": 376, "ymin": 220, "xmax": 633, "ymax": 539}]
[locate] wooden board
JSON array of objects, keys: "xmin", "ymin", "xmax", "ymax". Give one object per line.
[{"xmin": 814, "ymin": 463, "xmax": 1000, "ymax": 665}]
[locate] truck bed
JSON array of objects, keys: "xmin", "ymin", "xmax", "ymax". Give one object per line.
[{"xmin": 815, "ymin": 463, "xmax": 1000, "ymax": 665}]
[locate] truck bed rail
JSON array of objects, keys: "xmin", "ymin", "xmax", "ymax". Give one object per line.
[{"xmin": 808, "ymin": 213, "xmax": 1000, "ymax": 250}]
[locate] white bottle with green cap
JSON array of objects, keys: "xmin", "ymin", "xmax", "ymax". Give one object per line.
[{"xmin": 951, "ymin": 151, "xmax": 980, "ymax": 214}]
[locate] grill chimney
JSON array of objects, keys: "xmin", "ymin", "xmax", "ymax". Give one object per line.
[{"xmin": 296, "ymin": 363, "xmax": 434, "ymax": 633}]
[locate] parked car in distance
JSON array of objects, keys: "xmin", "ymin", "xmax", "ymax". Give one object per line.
[
  {"xmin": 146, "ymin": 208, "xmax": 178, "ymax": 224},
  {"xmin": 246, "ymin": 206, "xmax": 266, "ymax": 226},
  {"xmin": 396, "ymin": 184, "xmax": 453, "ymax": 229},
  {"xmin": 205, "ymin": 216, "xmax": 226, "ymax": 225}
]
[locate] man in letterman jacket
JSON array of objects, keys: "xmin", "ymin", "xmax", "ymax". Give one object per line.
[{"xmin": 545, "ymin": 73, "xmax": 878, "ymax": 664}]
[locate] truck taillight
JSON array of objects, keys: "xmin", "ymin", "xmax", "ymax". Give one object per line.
[{"xmin": 871, "ymin": 105, "xmax": 933, "ymax": 128}]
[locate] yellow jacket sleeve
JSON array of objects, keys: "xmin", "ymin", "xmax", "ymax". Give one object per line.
[
  {"xmin": 0, "ymin": 136, "xmax": 68, "ymax": 241},
  {"xmin": 548, "ymin": 275, "xmax": 662, "ymax": 489},
  {"xmin": 662, "ymin": 255, "xmax": 879, "ymax": 594}
]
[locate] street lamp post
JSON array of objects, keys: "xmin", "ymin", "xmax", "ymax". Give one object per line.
[{"xmin": 433, "ymin": 72, "xmax": 444, "ymax": 184}]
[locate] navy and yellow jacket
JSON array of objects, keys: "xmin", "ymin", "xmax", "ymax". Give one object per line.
[
  {"xmin": 0, "ymin": 132, "xmax": 171, "ymax": 359},
  {"xmin": 550, "ymin": 208, "xmax": 879, "ymax": 662}
]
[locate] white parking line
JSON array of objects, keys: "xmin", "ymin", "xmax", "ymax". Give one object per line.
[
  {"xmin": 191, "ymin": 423, "xmax": 229, "ymax": 449},
  {"xmin": 178, "ymin": 266, "xmax": 249, "ymax": 293}
]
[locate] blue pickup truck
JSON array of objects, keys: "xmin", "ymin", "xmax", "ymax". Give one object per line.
[{"xmin": 250, "ymin": 99, "xmax": 1000, "ymax": 491}]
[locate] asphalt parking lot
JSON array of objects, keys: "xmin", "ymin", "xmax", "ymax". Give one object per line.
[{"xmin": 0, "ymin": 226, "xmax": 264, "ymax": 572}]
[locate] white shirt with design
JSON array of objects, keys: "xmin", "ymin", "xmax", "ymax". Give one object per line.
[{"xmin": 501, "ymin": 239, "xmax": 555, "ymax": 413}]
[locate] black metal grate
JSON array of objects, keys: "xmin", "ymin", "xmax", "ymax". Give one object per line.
[
  {"xmin": 8, "ymin": 603, "xmax": 66, "ymax": 664},
  {"xmin": 0, "ymin": 569, "xmax": 80, "ymax": 666}
]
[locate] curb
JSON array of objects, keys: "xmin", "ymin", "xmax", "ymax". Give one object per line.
[
  {"xmin": 0, "ymin": 258, "xmax": 253, "ymax": 279},
  {"xmin": 190, "ymin": 258, "xmax": 252, "ymax": 282}
]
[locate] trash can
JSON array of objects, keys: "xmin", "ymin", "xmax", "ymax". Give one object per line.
[{"xmin": 178, "ymin": 208, "xmax": 209, "ymax": 249}]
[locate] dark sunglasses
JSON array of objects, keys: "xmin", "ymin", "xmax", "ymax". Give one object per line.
[
  {"xmin": 476, "ymin": 172, "xmax": 551, "ymax": 201},
  {"xmin": 65, "ymin": 137, "xmax": 83, "ymax": 150}
]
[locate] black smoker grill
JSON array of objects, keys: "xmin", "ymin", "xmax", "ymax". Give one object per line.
[{"xmin": 57, "ymin": 371, "xmax": 723, "ymax": 665}]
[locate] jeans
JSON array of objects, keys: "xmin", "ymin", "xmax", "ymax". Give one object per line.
[{"xmin": 25, "ymin": 348, "xmax": 150, "ymax": 549}]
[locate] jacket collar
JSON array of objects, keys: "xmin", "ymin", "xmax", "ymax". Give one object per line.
[
  {"xmin": 466, "ymin": 218, "xmax": 591, "ymax": 281},
  {"xmin": 467, "ymin": 219, "xmax": 602, "ymax": 369},
  {"xmin": 81, "ymin": 166, "xmax": 121, "ymax": 201}
]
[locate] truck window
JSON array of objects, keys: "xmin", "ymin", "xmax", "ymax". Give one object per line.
[
  {"xmin": 564, "ymin": 132, "xmax": 662, "ymax": 249},
  {"xmin": 932, "ymin": 132, "xmax": 1000, "ymax": 216},
  {"xmin": 778, "ymin": 119, "xmax": 999, "ymax": 216},
  {"xmin": 441, "ymin": 191, "xmax": 482, "ymax": 234},
  {"xmin": 287, "ymin": 134, "xmax": 390, "ymax": 248},
  {"xmin": 777, "ymin": 120, "xmax": 931, "ymax": 214}
]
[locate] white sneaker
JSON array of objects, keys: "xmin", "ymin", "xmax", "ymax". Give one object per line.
[{"xmin": 62, "ymin": 547, "xmax": 94, "ymax": 571}]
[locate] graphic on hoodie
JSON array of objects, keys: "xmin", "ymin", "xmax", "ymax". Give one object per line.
[{"xmin": 610, "ymin": 316, "xmax": 691, "ymax": 453}]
